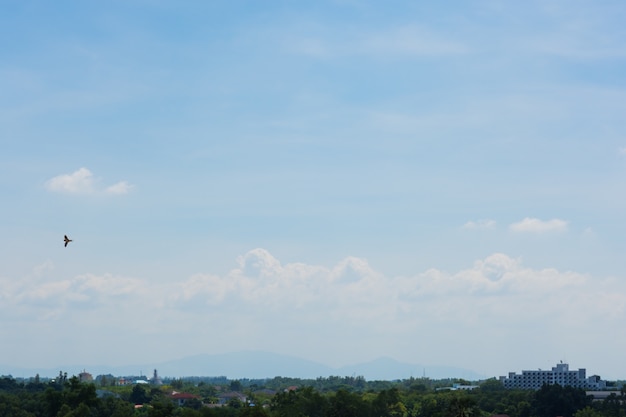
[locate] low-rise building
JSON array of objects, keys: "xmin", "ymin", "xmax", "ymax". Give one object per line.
[
  {"xmin": 436, "ymin": 383, "xmax": 479, "ymax": 391},
  {"xmin": 217, "ymin": 391, "xmax": 248, "ymax": 406},
  {"xmin": 499, "ymin": 362, "xmax": 606, "ymax": 390},
  {"xmin": 169, "ymin": 391, "xmax": 201, "ymax": 407}
]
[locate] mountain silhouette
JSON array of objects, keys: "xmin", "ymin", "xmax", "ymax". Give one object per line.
[{"xmin": 1, "ymin": 351, "xmax": 485, "ymax": 380}]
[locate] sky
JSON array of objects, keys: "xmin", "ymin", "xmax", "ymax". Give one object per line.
[{"xmin": 2, "ymin": 0, "xmax": 626, "ymax": 380}]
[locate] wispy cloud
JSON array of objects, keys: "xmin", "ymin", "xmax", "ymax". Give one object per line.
[
  {"xmin": 105, "ymin": 181, "xmax": 134, "ymax": 195},
  {"xmin": 509, "ymin": 217, "xmax": 568, "ymax": 233},
  {"xmin": 361, "ymin": 25, "xmax": 470, "ymax": 57},
  {"xmin": 45, "ymin": 168, "xmax": 133, "ymax": 195},
  {"xmin": 463, "ymin": 219, "xmax": 496, "ymax": 230},
  {"xmin": 284, "ymin": 24, "xmax": 469, "ymax": 60}
]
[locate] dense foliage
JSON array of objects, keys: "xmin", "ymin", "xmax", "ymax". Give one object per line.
[{"xmin": 0, "ymin": 374, "xmax": 624, "ymax": 417}]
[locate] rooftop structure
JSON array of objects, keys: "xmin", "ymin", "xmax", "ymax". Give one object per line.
[
  {"xmin": 78, "ymin": 370, "xmax": 93, "ymax": 383},
  {"xmin": 150, "ymin": 369, "xmax": 163, "ymax": 386}
]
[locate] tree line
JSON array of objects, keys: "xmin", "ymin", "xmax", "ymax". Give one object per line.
[{"xmin": 1, "ymin": 374, "xmax": 626, "ymax": 417}]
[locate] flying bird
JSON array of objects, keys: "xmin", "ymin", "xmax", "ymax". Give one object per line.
[{"xmin": 64, "ymin": 235, "xmax": 72, "ymax": 247}]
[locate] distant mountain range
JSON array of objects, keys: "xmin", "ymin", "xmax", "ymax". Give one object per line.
[{"xmin": 2, "ymin": 351, "xmax": 486, "ymax": 381}]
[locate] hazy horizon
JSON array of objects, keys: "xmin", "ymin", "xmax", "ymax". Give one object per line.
[
  {"xmin": 0, "ymin": 349, "xmax": 544, "ymax": 381},
  {"xmin": 2, "ymin": 1, "xmax": 626, "ymax": 381}
]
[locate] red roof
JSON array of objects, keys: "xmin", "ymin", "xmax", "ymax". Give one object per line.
[{"xmin": 170, "ymin": 392, "xmax": 200, "ymax": 400}]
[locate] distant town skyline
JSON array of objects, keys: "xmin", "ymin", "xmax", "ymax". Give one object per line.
[
  {"xmin": 1, "ymin": 352, "xmax": 613, "ymax": 386},
  {"xmin": 2, "ymin": 1, "xmax": 626, "ymax": 381}
]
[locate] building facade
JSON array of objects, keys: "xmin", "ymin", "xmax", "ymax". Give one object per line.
[
  {"xmin": 499, "ymin": 362, "xmax": 606, "ymax": 390},
  {"xmin": 78, "ymin": 370, "xmax": 93, "ymax": 383}
]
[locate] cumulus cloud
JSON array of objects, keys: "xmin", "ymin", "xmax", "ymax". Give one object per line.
[
  {"xmin": 166, "ymin": 249, "xmax": 607, "ymax": 324},
  {"xmin": 3, "ymin": 248, "xmax": 609, "ymax": 324},
  {"xmin": 4, "ymin": 249, "xmax": 626, "ymax": 377},
  {"xmin": 509, "ymin": 217, "xmax": 568, "ymax": 233},
  {"xmin": 462, "ymin": 219, "xmax": 496, "ymax": 230},
  {"xmin": 45, "ymin": 168, "xmax": 133, "ymax": 195},
  {"xmin": 235, "ymin": 248, "xmax": 283, "ymax": 278},
  {"xmin": 45, "ymin": 167, "xmax": 95, "ymax": 194}
]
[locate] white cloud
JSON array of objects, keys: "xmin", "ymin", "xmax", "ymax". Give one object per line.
[
  {"xmin": 3, "ymin": 249, "xmax": 626, "ymax": 378},
  {"xmin": 235, "ymin": 248, "xmax": 283, "ymax": 278},
  {"xmin": 45, "ymin": 168, "xmax": 133, "ymax": 195},
  {"xmin": 2, "ymin": 272, "xmax": 145, "ymax": 320},
  {"xmin": 45, "ymin": 167, "xmax": 95, "ymax": 194},
  {"xmin": 105, "ymin": 181, "xmax": 134, "ymax": 195},
  {"xmin": 619, "ymin": 147, "xmax": 626, "ymax": 156},
  {"xmin": 509, "ymin": 217, "xmax": 568, "ymax": 233},
  {"xmin": 4, "ymin": 249, "xmax": 603, "ymax": 324},
  {"xmin": 463, "ymin": 219, "xmax": 496, "ymax": 230},
  {"xmin": 167, "ymin": 249, "xmax": 601, "ymax": 324}
]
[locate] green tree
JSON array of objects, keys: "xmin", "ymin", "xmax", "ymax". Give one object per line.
[
  {"xmin": 230, "ymin": 380, "xmax": 243, "ymax": 392},
  {"xmin": 64, "ymin": 377, "xmax": 98, "ymax": 410},
  {"xmin": 44, "ymin": 387, "xmax": 64, "ymax": 417},
  {"xmin": 270, "ymin": 386, "xmax": 328, "ymax": 417},
  {"xmin": 177, "ymin": 409, "xmax": 202, "ymax": 417},
  {"xmin": 129, "ymin": 384, "xmax": 150, "ymax": 405},
  {"xmin": 373, "ymin": 388, "xmax": 407, "ymax": 417},
  {"xmin": 0, "ymin": 392, "xmax": 35, "ymax": 417},
  {"xmin": 147, "ymin": 397, "xmax": 175, "ymax": 417},
  {"xmin": 532, "ymin": 384, "xmax": 592, "ymax": 417},
  {"xmin": 446, "ymin": 394, "xmax": 480, "ymax": 417},
  {"xmin": 599, "ymin": 393, "xmax": 623, "ymax": 417},
  {"xmin": 479, "ymin": 379, "xmax": 505, "ymax": 392},
  {"xmin": 411, "ymin": 393, "xmax": 447, "ymax": 417},
  {"xmin": 57, "ymin": 402, "xmax": 91, "ymax": 417},
  {"xmin": 509, "ymin": 399, "xmax": 532, "ymax": 417},
  {"xmin": 574, "ymin": 406, "xmax": 603, "ymax": 417},
  {"xmin": 94, "ymin": 396, "xmax": 135, "ymax": 417},
  {"xmin": 239, "ymin": 405, "xmax": 270, "ymax": 417},
  {"xmin": 0, "ymin": 377, "xmax": 22, "ymax": 392},
  {"xmin": 328, "ymin": 389, "xmax": 370, "ymax": 417},
  {"xmin": 227, "ymin": 397, "xmax": 244, "ymax": 409},
  {"xmin": 184, "ymin": 398, "xmax": 203, "ymax": 410}
]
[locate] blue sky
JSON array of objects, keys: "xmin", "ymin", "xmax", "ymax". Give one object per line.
[{"xmin": 2, "ymin": 0, "xmax": 626, "ymax": 380}]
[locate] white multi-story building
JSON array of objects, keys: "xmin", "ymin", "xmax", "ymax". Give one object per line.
[{"xmin": 499, "ymin": 362, "xmax": 606, "ymax": 390}]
